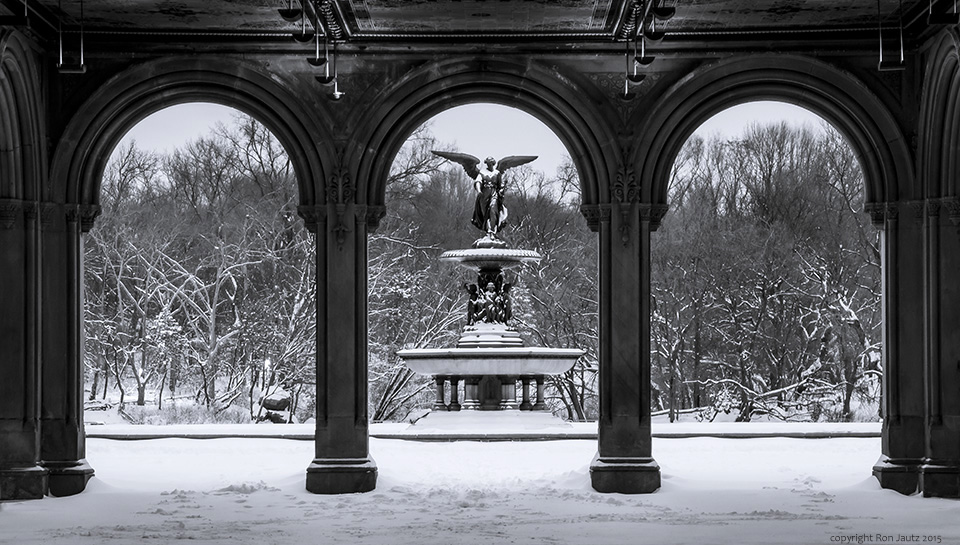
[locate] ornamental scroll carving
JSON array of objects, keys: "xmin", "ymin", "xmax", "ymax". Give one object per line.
[
  {"xmin": 613, "ymin": 157, "xmax": 639, "ymax": 246},
  {"xmin": 327, "ymin": 147, "xmax": 355, "ymax": 249}
]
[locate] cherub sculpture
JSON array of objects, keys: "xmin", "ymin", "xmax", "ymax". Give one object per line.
[{"xmin": 432, "ymin": 151, "xmax": 537, "ymax": 238}]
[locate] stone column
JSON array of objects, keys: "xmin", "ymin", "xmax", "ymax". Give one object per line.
[
  {"xmin": 498, "ymin": 376, "xmax": 518, "ymax": 409},
  {"xmin": 39, "ymin": 203, "xmax": 96, "ymax": 496},
  {"xmin": 432, "ymin": 375, "xmax": 447, "ymax": 411},
  {"xmin": 0, "ymin": 199, "xmax": 47, "ymax": 500},
  {"xmin": 462, "ymin": 376, "xmax": 481, "ymax": 410},
  {"xmin": 299, "ymin": 202, "xmax": 382, "ymax": 494},
  {"xmin": 870, "ymin": 203, "xmax": 926, "ymax": 495},
  {"xmin": 448, "ymin": 377, "xmax": 461, "ymax": 411},
  {"xmin": 583, "ymin": 197, "xmax": 665, "ymax": 494},
  {"xmin": 519, "ymin": 377, "xmax": 533, "ymax": 411},
  {"xmin": 533, "ymin": 376, "xmax": 547, "ymax": 411},
  {"xmin": 920, "ymin": 198, "xmax": 960, "ymax": 497}
]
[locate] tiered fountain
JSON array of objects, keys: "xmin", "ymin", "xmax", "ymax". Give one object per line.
[{"xmin": 396, "ymin": 151, "xmax": 584, "ymax": 417}]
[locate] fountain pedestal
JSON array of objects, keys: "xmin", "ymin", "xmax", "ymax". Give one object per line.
[{"xmin": 397, "ymin": 237, "xmax": 583, "ymax": 415}]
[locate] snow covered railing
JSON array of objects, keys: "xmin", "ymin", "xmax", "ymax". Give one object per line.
[{"xmin": 83, "ymin": 421, "xmax": 881, "ymax": 441}]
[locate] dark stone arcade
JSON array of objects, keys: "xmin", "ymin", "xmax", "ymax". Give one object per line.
[{"xmin": 1, "ymin": 0, "xmax": 959, "ymax": 499}]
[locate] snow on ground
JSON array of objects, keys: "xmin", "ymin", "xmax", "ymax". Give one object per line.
[{"xmin": 3, "ymin": 432, "xmax": 958, "ymax": 545}]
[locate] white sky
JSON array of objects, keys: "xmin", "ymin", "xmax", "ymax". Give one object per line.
[{"xmin": 117, "ymin": 100, "xmax": 826, "ymax": 177}]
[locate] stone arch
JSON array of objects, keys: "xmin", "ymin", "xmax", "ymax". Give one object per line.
[
  {"xmin": 633, "ymin": 55, "xmax": 913, "ymax": 206},
  {"xmin": 49, "ymin": 56, "xmax": 331, "ymax": 208},
  {"xmin": 0, "ymin": 30, "xmax": 44, "ymax": 200},
  {"xmin": 353, "ymin": 58, "xmax": 615, "ymax": 208},
  {"xmin": 919, "ymin": 29, "xmax": 960, "ymax": 197}
]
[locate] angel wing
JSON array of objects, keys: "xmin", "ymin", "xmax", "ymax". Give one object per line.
[
  {"xmin": 496, "ymin": 155, "xmax": 537, "ymax": 173},
  {"xmin": 432, "ymin": 150, "xmax": 481, "ymax": 179}
]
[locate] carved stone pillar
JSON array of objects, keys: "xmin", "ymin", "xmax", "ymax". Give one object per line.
[
  {"xmin": 920, "ymin": 197, "xmax": 960, "ymax": 497},
  {"xmin": 433, "ymin": 375, "xmax": 447, "ymax": 411},
  {"xmin": 533, "ymin": 376, "xmax": 547, "ymax": 411},
  {"xmin": 298, "ymin": 199, "xmax": 383, "ymax": 494},
  {"xmin": 0, "ymin": 199, "xmax": 46, "ymax": 500},
  {"xmin": 498, "ymin": 375, "xmax": 518, "ymax": 409},
  {"xmin": 867, "ymin": 202, "xmax": 926, "ymax": 495},
  {"xmin": 39, "ymin": 203, "xmax": 97, "ymax": 496},
  {"xmin": 519, "ymin": 377, "xmax": 533, "ymax": 411},
  {"xmin": 448, "ymin": 376, "xmax": 461, "ymax": 411},
  {"xmin": 582, "ymin": 192, "xmax": 666, "ymax": 493},
  {"xmin": 462, "ymin": 376, "xmax": 481, "ymax": 410}
]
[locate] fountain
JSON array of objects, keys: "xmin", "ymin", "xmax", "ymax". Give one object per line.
[{"xmin": 396, "ymin": 151, "xmax": 584, "ymax": 417}]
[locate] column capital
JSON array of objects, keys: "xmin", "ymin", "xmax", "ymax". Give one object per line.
[
  {"xmin": 943, "ymin": 196, "xmax": 960, "ymax": 227},
  {"xmin": 356, "ymin": 204, "xmax": 386, "ymax": 232},
  {"xmin": 0, "ymin": 198, "xmax": 25, "ymax": 229},
  {"xmin": 638, "ymin": 203, "xmax": 669, "ymax": 232},
  {"xmin": 297, "ymin": 204, "xmax": 326, "ymax": 233}
]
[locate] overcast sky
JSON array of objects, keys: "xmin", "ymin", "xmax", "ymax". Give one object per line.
[{"xmin": 116, "ymin": 101, "xmax": 826, "ymax": 177}]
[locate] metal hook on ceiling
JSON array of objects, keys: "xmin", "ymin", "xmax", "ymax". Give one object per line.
[
  {"xmin": 877, "ymin": 0, "xmax": 906, "ymax": 72},
  {"xmin": 0, "ymin": 0, "xmax": 30, "ymax": 27},
  {"xmin": 57, "ymin": 0, "xmax": 86, "ymax": 74},
  {"xmin": 928, "ymin": 0, "xmax": 960, "ymax": 25}
]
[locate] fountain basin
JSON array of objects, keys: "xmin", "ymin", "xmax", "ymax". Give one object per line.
[
  {"xmin": 440, "ymin": 247, "xmax": 542, "ymax": 271},
  {"xmin": 397, "ymin": 347, "xmax": 583, "ymax": 376}
]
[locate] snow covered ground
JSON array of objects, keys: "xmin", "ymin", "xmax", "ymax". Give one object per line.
[{"xmin": 3, "ymin": 430, "xmax": 958, "ymax": 545}]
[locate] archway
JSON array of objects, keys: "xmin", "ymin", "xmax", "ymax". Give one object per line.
[
  {"xmin": 652, "ymin": 101, "xmax": 881, "ymax": 426},
  {"xmin": 369, "ymin": 103, "xmax": 597, "ymax": 423},
  {"xmin": 634, "ymin": 55, "xmax": 916, "ymax": 495},
  {"xmin": 36, "ymin": 57, "xmax": 333, "ymax": 497},
  {"xmin": 0, "ymin": 29, "xmax": 48, "ymax": 500}
]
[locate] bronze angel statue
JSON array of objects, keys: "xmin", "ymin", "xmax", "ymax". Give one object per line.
[{"xmin": 432, "ymin": 151, "xmax": 537, "ymax": 238}]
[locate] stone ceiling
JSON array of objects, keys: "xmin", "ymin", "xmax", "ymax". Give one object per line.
[{"xmin": 0, "ymin": 0, "xmax": 944, "ymax": 46}]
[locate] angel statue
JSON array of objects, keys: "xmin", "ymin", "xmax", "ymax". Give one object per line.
[{"xmin": 432, "ymin": 151, "xmax": 537, "ymax": 239}]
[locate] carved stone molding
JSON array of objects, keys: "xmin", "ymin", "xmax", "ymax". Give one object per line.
[
  {"xmin": 327, "ymin": 148, "xmax": 355, "ymax": 248},
  {"xmin": 943, "ymin": 197, "xmax": 960, "ymax": 228},
  {"xmin": 613, "ymin": 158, "xmax": 641, "ymax": 246},
  {"xmin": 0, "ymin": 199, "xmax": 24, "ymax": 229},
  {"xmin": 613, "ymin": 162, "xmax": 639, "ymax": 206},
  {"xmin": 639, "ymin": 203, "xmax": 670, "ymax": 232},
  {"xmin": 79, "ymin": 205, "xmax": 101, "ymax": 232},
  {"xmin": 864, "ymin": 202, "xmax": 885, "ymax": 227},
  {"xmin": 362, "ymin": 205, "xmax": 386, "ymax": 232},
  {"xmin": 40, "ymin": 202, "xmax": 60, "ymax": 228},
  {"xmin": 297, "ymin": 204, "xmax": 326, "ymax": 233},
  {"xmin": 580, "ymin": 204, "xmax": 601, "ymax": 232},
  {"xmin": 927, "ymin": 199, "xmax": 942, "ymax": 217}
]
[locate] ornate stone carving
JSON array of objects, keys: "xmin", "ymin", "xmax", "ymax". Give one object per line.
[
  {"xmin": 639, "ymin": 203, "xmax": 669, "ymax": 232},
  {"xmin": 79, "ymin": 205, "xmax": 101, "ymax": 232},
  {"xmin": 0, "ymin": 199, "xmax": 23, "ymax": 229},
  {"xmin": 296, "ymin": 204, "xmax": 325, "ymax": 234},
  {"xmin": 327, "ymin": 148, "xmax": 355, "ymax": 248},
  {"xmin": 613, "ymin": 162, "xmax": 639, "ymax": 205},
  {"xmin": 885, "ymin": 202, "xmax": 900, "ymax": 222},
  {"xmin": 363, "ymin": 205, "xmax": 386, "ymax": 232},
  {"xmin": 614, "ymin": 158, "xmax": 640, "ymax": 246},
  {"xmin": 864, "ymin": 202, "xmax": 885, "ymax": 227},
  {"xmin": 943, "ymin": 197, "xmax": 960, "ymax": 228},
  {"xmin": 580, "ymin": 204, "xmax": 601, "ymax": 232},
  {"xmin": 927, "ymin": 198, "xmax": 942, "ymax": 217},
  {"xmin": 40, "ymin": 202, "xmax": 60, "ymax": 228}
]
